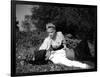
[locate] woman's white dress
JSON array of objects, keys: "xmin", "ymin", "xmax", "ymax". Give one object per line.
[{"xmin": 39, "ymin": 31, "xmax": 89, "ymax": 68}]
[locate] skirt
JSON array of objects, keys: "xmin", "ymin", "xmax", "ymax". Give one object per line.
[
  {"xmin": 49, "ymin": 48, "xmax": 75, "ymax": 61},
  {"xmin": 49, "ymin": 49, "xmax": 66, "ymax": 61}
]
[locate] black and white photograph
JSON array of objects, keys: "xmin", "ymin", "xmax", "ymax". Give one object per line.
[{"xmin": 11, "ymin": 0, "xmax": 97, "ymax": 76}]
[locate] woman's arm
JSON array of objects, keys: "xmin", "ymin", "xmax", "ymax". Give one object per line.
[
  {"xmin": 39, "ymin": 38, "xmax": 48, "ymax": 50},
  {"xmin": 39, "ymin": 37, "xmax": 52, "ymax": 60},
  {"xmin": 58, "ymin": 32, "xmax": 69, "ymax": 51}
]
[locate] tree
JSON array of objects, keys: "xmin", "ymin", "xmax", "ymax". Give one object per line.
[
  {"xmin": 21, "ymin": 15, "xmax": 36, "ymax": 32},
  {"xmin": 31, "ymin": 4, "xmax": 97, "ymax": 41}
]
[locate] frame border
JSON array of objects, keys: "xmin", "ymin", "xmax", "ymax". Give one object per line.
[{"xmin": 11, "ymin": 0, "xmax": 97, "ymax": 76}]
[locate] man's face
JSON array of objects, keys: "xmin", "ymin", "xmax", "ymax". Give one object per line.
[{"xmin": 47, "ymin": 28, "xmax": 56, "ymax": 39}]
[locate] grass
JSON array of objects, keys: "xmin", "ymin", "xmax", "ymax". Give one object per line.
[{"xmin": 16, "ymin": 30, "xmax": 95, "ymax": 74}]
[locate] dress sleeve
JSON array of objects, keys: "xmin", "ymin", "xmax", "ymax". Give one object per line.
[
  {"xmin": 39, "ymin": 37, "xmax": 50, "ymax": 50},
  {"xmin": 58, "ymin": 32, "xmax": 66, "ymax": 44}
]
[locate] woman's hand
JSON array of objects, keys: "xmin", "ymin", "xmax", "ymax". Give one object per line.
[
  {"xmin": 63, "ymin": 47, "xmax": 68, "ymax": 51},
  {"xmin": 45, "ymin": 50, "xmax": 51, "ymax": 60},
  {"xmin": 63, "ymin": 44, "xmax": 68, "ymax": 51}
]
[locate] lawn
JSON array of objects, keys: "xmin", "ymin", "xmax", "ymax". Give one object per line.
[{"xmin": 16, "ymin": 30, "xmax": 95, "ymax": 74}]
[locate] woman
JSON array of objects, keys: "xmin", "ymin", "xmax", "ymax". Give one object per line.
[{"xmin": 39, "ymin": 23, "xmax": 90, "ymax": 69}]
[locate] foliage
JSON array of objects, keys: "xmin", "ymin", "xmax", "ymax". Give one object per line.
[
  {"xmin": 20, "ymin": 15, "xmax": 36, "ymax": 32},
  {"xmin": 31, "ymin": 5, "xmax": 96, "ymax": 41}
]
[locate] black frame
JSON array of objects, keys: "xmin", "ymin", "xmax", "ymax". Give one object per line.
[{"xmin": 11, "ymin": 0, "xmax": 97, "ymax": 76}]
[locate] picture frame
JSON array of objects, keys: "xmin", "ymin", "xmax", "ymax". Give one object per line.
[{"xmin": 11, "ymin": 0, "xmax": 97, "ymax": 76}]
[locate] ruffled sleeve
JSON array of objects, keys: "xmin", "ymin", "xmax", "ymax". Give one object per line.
[
  {"xmin": 39, "ymin": 37, "xmax": 51, "ymax": 50},
  {"xmin": 58, "ymin": 32, "xmax": 66, "ymax": 44}
]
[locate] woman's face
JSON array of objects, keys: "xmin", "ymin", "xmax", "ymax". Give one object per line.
[{"xmin": 47, "ymin": 28, "xmax": 56, "ymax": 39}]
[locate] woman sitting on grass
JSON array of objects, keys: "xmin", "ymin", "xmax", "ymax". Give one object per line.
[{"xmin": 38, "ymin": 23, "xmax": 91, "ymax": 69}]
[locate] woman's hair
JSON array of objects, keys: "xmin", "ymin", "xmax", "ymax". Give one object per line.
[{"xmin": 46, "ymin": 23, "xmax": 56, "ymax": 30}]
